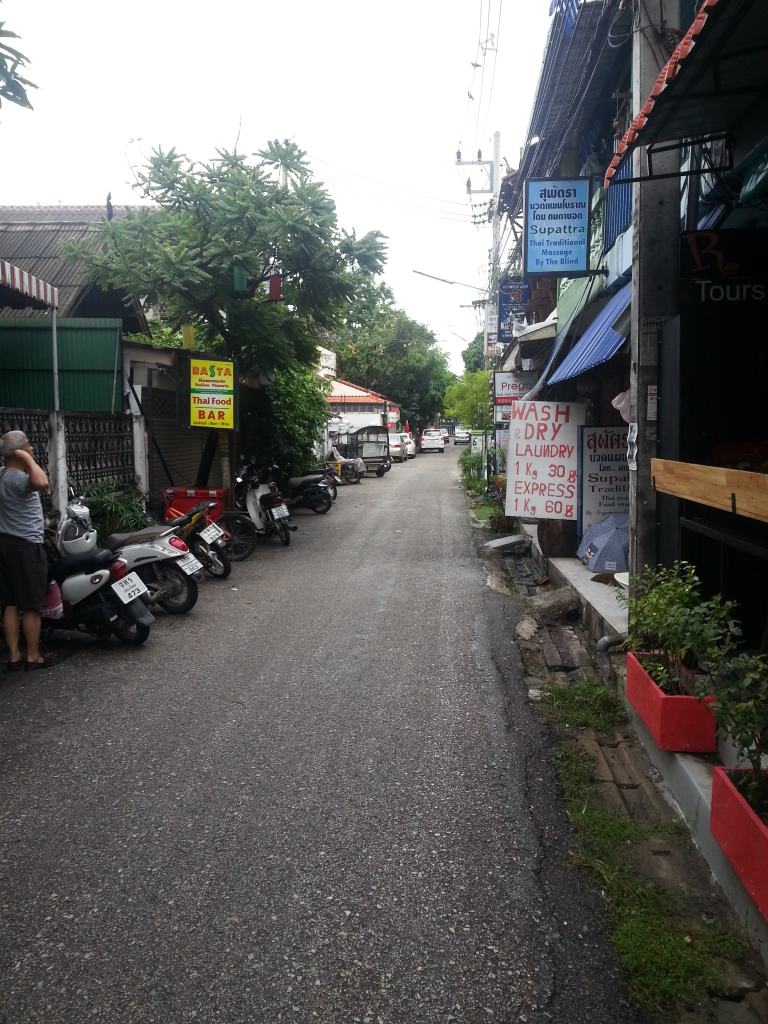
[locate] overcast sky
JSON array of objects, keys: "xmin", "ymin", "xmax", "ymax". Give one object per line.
[{"xmin": 1, "ymin": 1, "xmax": 551, "ymax": 373}]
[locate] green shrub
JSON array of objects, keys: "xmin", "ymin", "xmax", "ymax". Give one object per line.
[{"xmin": 458, "ymin": 448, "xmax": 485, "ymax": 490}]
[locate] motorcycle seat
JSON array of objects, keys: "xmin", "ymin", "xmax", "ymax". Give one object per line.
[
  {"xmin": 103, "ymin": 525, "xmax": 168, "ymax": 549},
  {"xmin": 288, "ymin": 475, "xmax": 325, "ymax": 489},
  {"xmin": 49, "ymin": 547, "xmax": 114, "ymax": 583}
]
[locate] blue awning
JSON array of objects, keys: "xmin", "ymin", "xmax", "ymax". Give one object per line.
[{"xmin": 547, "ymin": 281, "xmax": 632, "ymax": 385}]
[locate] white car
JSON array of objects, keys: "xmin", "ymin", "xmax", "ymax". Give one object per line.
[
  {"xmin": 454, "ymin": 427, "xmax": 471, "ymax": 444},
  {"xmin": 388, "ymin": 434, "xmax": 407, "ymax": 463},
  {"xmin": 440, "ymin": 427, "xmax": 450, "ymax": 444},
  {"xmin": 403, "ymin": 434, "xmax": 416, "ymax": 459},
  {"xmin": 420, "ymin": 429, "xmax": 445, "ymax": 453}
]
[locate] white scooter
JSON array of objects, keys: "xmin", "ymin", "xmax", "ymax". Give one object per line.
[
  {"xmin": 238, "ymin": 463, "xmax": 295, "ymax": 547},
  {"xmin": 99, "ymin": 521, "xmax": 203, "ymax": 615},
  {"xmin": 45, "ymin": 497, "xmax": 156, "ymax": 645}
]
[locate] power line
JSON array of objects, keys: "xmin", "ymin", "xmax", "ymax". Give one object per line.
[
  {"xmin": 484, "ymin": 0, "xmax": 504, "ymax": 132},
  {"xmin": 312, "ymin": 165, "xmax": 474, "ymax": 224},
  {"xmin": 308, "ymin": 153, "xmax": 468, "ymax": 208},
  {"xmin": 473, "ymin": 0, "xmax": 494, "ymax": 152}
]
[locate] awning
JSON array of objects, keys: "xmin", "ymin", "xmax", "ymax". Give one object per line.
[
  {"xmin": 548, "ymin": 281, "xmax": 631, "ymax": 384},
  {"xmin": 0, "ymin": 259, "xmax": 59, "ymax": 309},
  {"xmin": 605, "ymin": 0, "xmax": 768, "ymax": 187},
  {"xmin": 513, "ymin": 308, "xmax": 557, "ymax": 343}
]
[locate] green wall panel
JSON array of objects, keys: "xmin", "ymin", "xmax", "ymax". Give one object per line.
[{"xmin": 0, "ymin": 319, "xmax": 122, "ymax": 412}]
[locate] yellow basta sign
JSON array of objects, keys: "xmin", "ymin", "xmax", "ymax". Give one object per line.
[{"xmin": 190, "ymin": 359, "xmax": 235, "ymax": 429}]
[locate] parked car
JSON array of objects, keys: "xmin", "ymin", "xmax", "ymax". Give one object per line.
[
  {"xmin": 454, "ymin": 427, "xmax": 471, "ymax": 444},
  {"xmin": 420, "ymin": 429, "xmax": 445, "ymax": 453},
  {"xmin": 440, "ymin": 427, "xmax": 450, "ymax": 443},
  {"xmin": 388, "ymin": 434, "xmax": 407, "ymax": 463},
  {"xmin": 403, "ymin": 434, "xmax": 416, "ymax": 459}
]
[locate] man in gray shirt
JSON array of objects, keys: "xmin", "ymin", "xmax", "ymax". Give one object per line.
[{"xmin": 0, "ymin": 430, "xmax": 55, "ymax": 671}]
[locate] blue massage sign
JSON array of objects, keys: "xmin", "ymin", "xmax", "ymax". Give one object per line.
[{"xmin": 523, "ymin": 178, "xmax": 591, "ymax": 277}]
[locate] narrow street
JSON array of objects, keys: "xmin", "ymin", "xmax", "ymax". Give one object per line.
[{"xmin": 0, "ymin": 449, "xmax": 642, "ymax": 1024}]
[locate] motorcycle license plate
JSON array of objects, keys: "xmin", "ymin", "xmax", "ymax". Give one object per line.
[
  {"xmin": 111, "ymin": 572, "xmax": 148, "ymax": 605},
  {"xmin": 176, "ymin": 553, "xmax": 204, "ymax": 575},
  {"xmin": 271, "ymin": 504, "xmax": 289, "ymax": 520},
  {"xmin": 200, "ymin": 522, "xmax": 224, "ymax": 543}
]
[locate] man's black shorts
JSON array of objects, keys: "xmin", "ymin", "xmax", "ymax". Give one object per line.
[{"xmin": 0, "ymin": 533, "xmax": 48, "ymax": 611}]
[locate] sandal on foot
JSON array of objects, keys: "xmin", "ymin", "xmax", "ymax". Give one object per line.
[
  {"xmin": 5, "ymin": 659, "xmax": 24, "ymax": 673},
  {"xmin": 24, "ymin": 652, "xmax": 58, "ymax": 671}
]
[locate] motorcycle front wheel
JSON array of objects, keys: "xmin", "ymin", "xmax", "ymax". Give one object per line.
[
  {"xmin": 193, "ymin": 540, "xmax": 232, "ymax": 579},
  {"xmin": 217, "ymin": 513, "xmax": 258, "ymax": 562}
]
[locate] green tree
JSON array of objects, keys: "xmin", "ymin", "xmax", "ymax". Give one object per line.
[
  {"xmin": 0, "ymin": 15, "xmax": 36, "ymax": 110},
  {"xmin": 444, "ymin": 370, "xmax": 492, "ymax": 430},
  {"xmin": 123, "ymin": 318, "xmax": 183, "ymax": 349},
  {"xmin": 333, "ymin": 300, "xmax": 452, "ymax": 430},
  {"xmin": 68, "ymin": 143, "xmax": 386, "ymax": 374},
  {"xmin": 462, "ymin": 332, "xmax": 485, "ymax": 373},
  {"xmin": 241, "ymin": 366, "xmax": 329, "ymax": 472}
]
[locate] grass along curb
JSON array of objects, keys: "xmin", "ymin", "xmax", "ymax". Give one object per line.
[{"xmin": 540, "ymin": 680, "xmax": 754, "ymax": 1019}]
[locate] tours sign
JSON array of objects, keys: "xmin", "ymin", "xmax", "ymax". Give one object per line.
[
  {"xmin": 523, "ymin": 178, "xmax": 591, "ymax": 277},
  {"xmin": 189, "ymin": 357, "xmax": 236, "ymax": 429}
]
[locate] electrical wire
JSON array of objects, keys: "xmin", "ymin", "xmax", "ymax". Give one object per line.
[
  {"xmin": 459, "ymin": 0, "xmax": 486, "ymax": 153},
  {"xmin": 483, "ymin": 1, "xmax": 504, "ymax": 143},
  {"xmin": 309, "ymin": 153, "xmax": 468, "ymax": 209},
  {"xmin": 310, "ymin": 165, "xmax": 475, "ymax": 225},
  {"xmin": 473, "ymin": 0, "xmax": 494, "ymax": 153}
]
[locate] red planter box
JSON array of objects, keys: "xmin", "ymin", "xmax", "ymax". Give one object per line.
[
  {"xmin": 626, "ymin": 651, "xmax": 717, "ymax": 753},
  {"xmin": 711, "ymin": 767, "xmax": 768, "ymax": 922}
]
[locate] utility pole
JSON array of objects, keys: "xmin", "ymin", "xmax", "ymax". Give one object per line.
[
  {"xmin": 488, "ymin": 130, "xmax": 502, "ymax": 367},
  {"xmin": 629, "ymin": 1, "xmax": 680, "ymax": 579},
  {"xmin": 457, "ymin": 131, "xmax": 502, "ymax": 365}
]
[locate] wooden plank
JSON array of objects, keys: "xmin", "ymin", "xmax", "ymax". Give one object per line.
[{"xmin": 651, "ymin": 458, "xmax": 768, "ymax": 524}]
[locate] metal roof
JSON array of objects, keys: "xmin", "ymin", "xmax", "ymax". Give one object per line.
[
  {"xmin": 0, "ymin": 207, "xmax": 139, "ymax": 318},
  {"xmin": 605, "ymin": 0, "xmax": 768, "ymax": 186}
]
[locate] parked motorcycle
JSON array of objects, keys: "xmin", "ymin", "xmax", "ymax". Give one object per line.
[
  {"xmin": 235, "ymin": 462, "xmax": 296, "ymax": 545},
  {"xmin": 45, "ymin": 497, "xmax": 155, "ymax": 645},
  {"xmin": 270, "ymin": 464, "xmax": 334, "ymax": 516},
  {"xmin": 179, "ymin": 502, "xmax": 232, "ymax": 579},
  {"xmin": 101, "ymin": 524, "xmax": 201, "ymax": 615}
]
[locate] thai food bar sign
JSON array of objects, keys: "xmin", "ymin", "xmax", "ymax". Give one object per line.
[
  {"xmin": 523, "ymin": 178, "xmax": 591, "ymax": 277},
  {"xmin": 189, "ymin": 358, "xmax": 236, "ymax": 429},
  {"xmin": 504, "ymin": 401, "xmax": 586, "ymax": 521}
]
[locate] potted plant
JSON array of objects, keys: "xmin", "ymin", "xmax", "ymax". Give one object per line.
[
  {"xmin": 621, "ymin": 562, "xmax": 740, "ymax": 753},
  {"xmin": 709, "ymin": 653, "xmax": 768, "ymax": 921}
]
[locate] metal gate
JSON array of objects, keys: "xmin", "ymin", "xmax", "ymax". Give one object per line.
[{"xmin": 63, "ymin": 413, "xmax": 135, "ymax": 493}]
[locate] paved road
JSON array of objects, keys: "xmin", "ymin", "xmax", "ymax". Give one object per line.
[{"xmin": 0, "ymin": 449, "xmax": 644, "ymax": 1024}]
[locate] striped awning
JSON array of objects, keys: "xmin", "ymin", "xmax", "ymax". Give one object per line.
[{"xmin": 0, "ymin": 259, "xmax": 59, "ymax": 309}]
